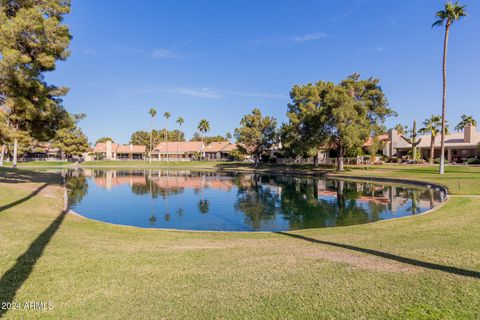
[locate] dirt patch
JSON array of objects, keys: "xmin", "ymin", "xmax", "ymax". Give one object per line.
[{"xmin": 302, "ymin": 248, "xmax": 419, "ymax": 273}]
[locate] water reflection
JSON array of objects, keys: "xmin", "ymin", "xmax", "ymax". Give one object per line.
[{"xmin": 63, "ymin": 169, "xmax": 446, "ymax": 231}]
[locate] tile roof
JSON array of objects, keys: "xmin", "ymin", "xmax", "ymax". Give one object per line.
[
  {"xmin": 116, "ymin": 145, "xmax": 146, "ymax": 153},
  {"xmin": 394, "ymin": 131, "xmax": 480, "ymax": 149},
  {"xmin": 205, "ymin": 141, "xmax": 231, "ymax": 153},
  {"xmin": 93, "ymin": 142, "xmax": 146, "ymax": 153},
  {"xmin": 93, "ymin": 142, "xmax": 118, "ymax": 153},
  {"xmin": 153, "ymin": 141, "xmax": 204, "ymax": 154},
  {"xmin": 221, "ymin": 143, "xmax": 238, "ymax": 152}
]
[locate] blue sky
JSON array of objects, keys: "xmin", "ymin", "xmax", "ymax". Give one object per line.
[{"xmin": 47, "ymin": 0, "xmax": 480, "ymax": 144}]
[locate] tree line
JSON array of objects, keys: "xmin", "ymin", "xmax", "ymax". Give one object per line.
[{"xmin": 0, "ymin": 1, "xmax": 472, "ymax": 174}]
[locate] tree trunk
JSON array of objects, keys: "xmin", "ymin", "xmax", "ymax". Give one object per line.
[
  {"xmin": 0, "ymin": 144, "xmax": 5, "ymax": 167},
  {"xmin": 176, "ymin": 125, "xmax": 180, "ymax": 161},
  {"xmin": 429, "ymin": 134, "xmax": 435, "ymax": 164},
  {"xmin": 13, "ymin": 138, "xmax": 18, "ymax": 168},
  {"xmin": 149, "ymin": 118, "xmax": 153, "ymax": 163},
  {"xmin": 439, "ymin": 23, "xmax": 450, "ymax": 175},
  {"xmin": 165, "ymin": 121, "xmax": 169, "ymax": 162},
  {"xmin": 254, "ymin": 152, "xmax": 259, "ymax": 167},
  {"xmin": 337, "ymin": 147, "xmax": 344, "ymax": 171},
  {"xmin": 313, "ymin": 153, "xmax": 319, "ymax": 167}
]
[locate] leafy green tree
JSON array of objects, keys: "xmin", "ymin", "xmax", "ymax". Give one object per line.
[
  {"xmin": 130, "ymin": 130, "xmax": 150, "ymax": 147},
  {"xmin": 190, "ymin": 133, "xmax": 226, "ymax": 144},
  {"xmin": 130, "ymin": 129, "xmax": 185, "ymax": 150},
  {"xmin": 285, "ymin": 75, "xmax": 393, "ymax": 170},
  {"xmin": 419, "ymin": 115, "xmax": 444, "ymax": 164},
  {"xmin": 229, "ymin": 148, "xmax": 245, "ymax": 161},
  {"xmin": 282, "ymin": 81, "xmax": 335, "ymax": 165},
  {"xmin": 225, "ymin": 132, "xmax": 232, "ymax": 140},
  {"xmin": 52, "ymin": 127, "xmax": 89, "ymax": 159},
  {"xmin": 6, "ymin": 130, "xmax": 32, "ymax": 159},
  {"xmin": 0, "ymin": 111, "xmax": 12, "ymax": 166},
  {"xmin": 52, "ymin": 114, "xmax": 89, "ymax": 159},
  {"xmin": 455, "ymin": 114, "xmax": 477, "ymax": 131},
  {"xmin": 0, "ymin": 0, "xmax": 73, "ymax": 167},
  {"xmin": 327, "ymin": 74, "xmax": 394, "ymax": 171},
  {"xmin": 433, "ymin": 1, "xmax": 467, "ymax": 174},
  {"xmin": 95, "ymin": 137, "xmax": 114, "ymax": 144},
  {"xmin": 235, "ymin": 108, "xmax": 277, "ymax": 166},
  {"xmin": 148, "ymin": 108, "xmax": 157, "ymax": 162}
]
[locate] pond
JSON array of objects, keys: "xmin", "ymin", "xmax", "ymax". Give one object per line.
[{"xmin": 64, "ymin": 169, "xmax": 446, "ymax": 232}]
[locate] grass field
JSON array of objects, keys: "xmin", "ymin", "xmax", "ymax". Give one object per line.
[{"xmin": 0, "ymin": 166, "xmax": 479, "ymax": 319}]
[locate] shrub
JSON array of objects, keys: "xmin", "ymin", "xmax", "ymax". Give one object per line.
[
  {"xmin": 467, "ymin": 158, "xmax": 480, "ymax": 165},
  {"xmin": 434, "ymin": 158, "xmax": 449, "ymax": 164}
]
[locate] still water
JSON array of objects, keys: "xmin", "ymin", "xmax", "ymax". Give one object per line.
[{"xmin": 64, "ymin": 169, "xmax": 446, "ymax": 232}]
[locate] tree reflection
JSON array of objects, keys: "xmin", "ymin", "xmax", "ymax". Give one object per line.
[
  {"xmin": 198, "ymin": 199, "xmax": 209, "ymax": 214},
  {"xmin": 234, "ymin": 175, "xmax": 280, "ymax": 230},
  {"xmin": 65, "ymin": 170, "xmax": 88, "ymax": 207},
  {"xmin": 64, "ymin": 169, "xmax": 445, "ymax": 231}
]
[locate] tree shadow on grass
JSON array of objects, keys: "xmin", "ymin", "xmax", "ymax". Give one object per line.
[
  {"xmin": 276, "ymin": 232, "xmax": 480, "ymax": 280},
  {"xmin": 0, "ymin": 195, "xmax": 68, "ymax": 318},
  {"xmin": 0, "ymin": 208, "xmax": 67, "ymax": 318},
  {"xmin": 0, "ymin": 168, "xmax": 62, "ymax": 185},
  {"xmin": 0, "ymin": 183, "xmax": 49, "ymax": 213}
]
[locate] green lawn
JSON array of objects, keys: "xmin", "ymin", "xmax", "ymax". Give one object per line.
[
  {"xmin": 3, "ymin": 161, "xmax": 71, "ymax": 167},
  {"xmin": 0, "ymin": 167, "xmax": 479, "ymax": 319},
  {"xmin": 337, "ymin": 164, "xmax": 480, "ymax": 195}
]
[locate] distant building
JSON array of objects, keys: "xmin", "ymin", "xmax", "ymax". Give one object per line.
[
  {"xmin": 93, "ymin": 140, "xmax": 146, "ymax": 160},
  {"xmin": 362, "ymin": 134, "xmax": 390, "ymax": 156},
  {"xmin": 389, "ymin": 124, "xmax": 479, "ymax": 162},
  {"xmin": 24, "ymin": 142, "xmax": 61, "ymax": 161},
  {"xmin": 151, "ymin": 141, "xmax": 205, "ymax": 161},
  {"xmin": 204, "ymin": 141, "xmax": 237, "ymax": 160}
]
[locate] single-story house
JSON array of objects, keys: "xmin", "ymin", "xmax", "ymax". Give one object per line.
[
  {"xmin": 204, "ymin": 141, "xmax": 237, "ymax": 160},
  {"xmin": 362, "ymin": 134, "xmax": 390, "ymax": 155},
  {"xmin": 389, "ymin": 124, "xmax": 479, "ymax": 162},
  {"xmin": 24, "ymin": 142, "xmax": 61, "ymax": 161},
  {"xmin": 93, "ymin": 140, "xmax": 146, "ymax": 160},
  {"xmin": 151, "ymin": 141, "xmax": 205, "ymax": 161}
]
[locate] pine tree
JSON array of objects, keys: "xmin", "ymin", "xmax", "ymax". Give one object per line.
[{"xmin": 0, "ymin": 0, "xmax": 72, "ymax": 167}]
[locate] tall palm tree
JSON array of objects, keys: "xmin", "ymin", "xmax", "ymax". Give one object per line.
[
  {"xmin": 197, "ymin": 119, "xmax": 210, "ymax": 159},
  {"xmin": 393, "ymin": 124, "xmax": 408, "ymax": 136},
  {"xmin": 455, "ymin": 114, "xmax": 477, "ymax": 131},
  {"xmin": 433, "ymin": 1, "xmax": 467, "ymax": 174},
  {"xmin": 163, "ymin": 112, "xmax": 171, "ymax": 161},
  {"xmin": 176, "ymin": 117, "xmax": 184, "ymax": 160},
  {"xmin": 419, "ymin": 115, "xmax": 444, "ymax": 164},
  {"xmin": 148, "ymin": 108, "xmax": 157, "ymax": 163}
]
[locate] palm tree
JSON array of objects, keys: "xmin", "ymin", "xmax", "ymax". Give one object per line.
[
  {"xmin": 394, "ymin": 124, "xmax": 408, "ymax": 136},
  {"xmin": 148, "ymin": 108, "xmax": 157, "ymax": 163},
  {"xmin": 433, "ymin": 1, "xmax": 467, "ymax": 174},
  {"xmin": 176, "ymin": 117, "xmax": 184, "ymax": 160},
  {"xmin": 455, "ymin": 114, "xmax": 477, "ymax": 131},
  {"xmin": 197, "ymin": 119, "xmax": 210, "ymax": 159},
  {"xmin": 419, "ymin": 115, "xmax": 444, "ymax": 164},
  {"xmin": 163, "ymin": 112, "xmax": 171, "ymax": 161}
]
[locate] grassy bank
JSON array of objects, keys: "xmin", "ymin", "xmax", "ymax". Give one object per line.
[{"xmin": 0, "ymin": 167, "xmax": 479, "ymax": 319}]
